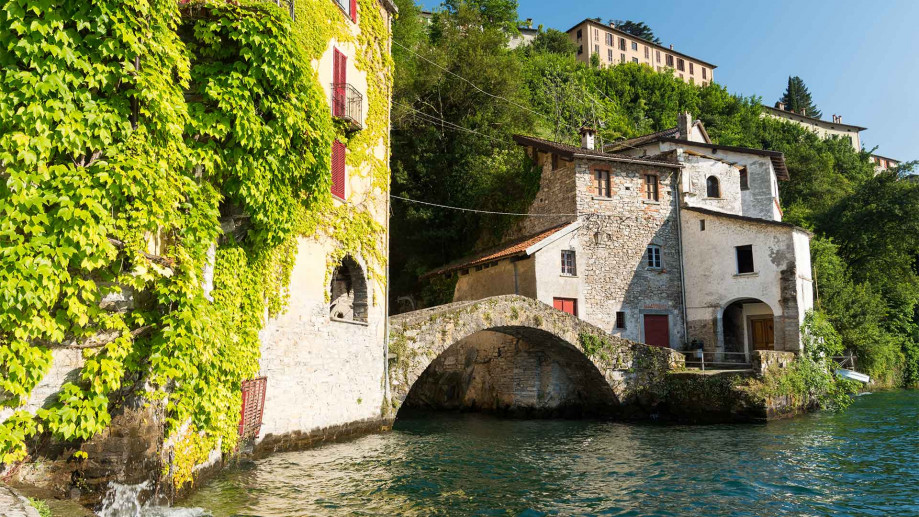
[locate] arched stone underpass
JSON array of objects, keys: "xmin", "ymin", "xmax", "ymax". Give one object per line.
[{"xmin": 389, "ymin": 295, "xmax": 684, "ymax": 418}]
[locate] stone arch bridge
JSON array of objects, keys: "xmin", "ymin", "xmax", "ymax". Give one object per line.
[{"xmin": 388, "ymin": 295, "xmax": 684, "ymax": 416}]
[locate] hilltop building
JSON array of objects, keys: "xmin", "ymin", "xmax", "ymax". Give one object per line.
[
  {"xmin": 566, "ymin": 18, "xmax": 715, "ymax": 85},
  {"xmin": 427, "ymin": 114, "xmax": 814, "ymax": 360},
  {"xmin": 763, "ymin": 103, "xmax": 864, "ymax": 151},
  {"xmin": 869, "ymin": 154, "xmax": 900, "ymax": 173}
]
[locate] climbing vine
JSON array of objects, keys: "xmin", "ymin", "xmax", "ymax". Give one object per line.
[{"xmin": 0, "ymin": 0, "xmax": 392, "ymax": 483}]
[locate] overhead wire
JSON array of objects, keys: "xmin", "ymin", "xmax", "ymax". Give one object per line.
[{"xmin": 391, "ymin": 195, "xmax": 579, "ymax": 217}]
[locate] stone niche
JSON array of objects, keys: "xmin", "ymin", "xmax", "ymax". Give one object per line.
[{"xmin": 402, "ymin": 330, "xmax": 617, "ymax": 417}]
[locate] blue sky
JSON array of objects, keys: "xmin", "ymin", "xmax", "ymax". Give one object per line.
[{"xmin": 422, "ymin": 0, "xmax": 918, "ymax": 161}]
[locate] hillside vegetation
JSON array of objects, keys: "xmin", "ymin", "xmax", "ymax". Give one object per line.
[{"xmin": 390, "ymin": 0, "xmax": 919, "ymax": 386}]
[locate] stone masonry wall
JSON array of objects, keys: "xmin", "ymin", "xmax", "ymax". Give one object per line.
[
  {"xmin": 506, "ymin": 149, "xmax": 578, "ymax": 240},
  {"xmin": 574, "ymin": 159, "xmax": 686, "ymax": 347}
]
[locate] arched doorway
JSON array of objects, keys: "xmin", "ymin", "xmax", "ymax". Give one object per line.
[
  {"xmin": 721, "ymin": 298, "xmax": 774, "ymax": 362},
  {"xmin": 329, "ymin": 255, "xmax": 368, "ymax": 323},
  {"xmin": 399, "ymin": 328, "xmax": 619, "ymax": 419}
]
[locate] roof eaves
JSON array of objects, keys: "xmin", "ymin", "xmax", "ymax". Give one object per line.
[
  {"xmin": 682, "ymin": 206, "xmax": 811, "ymax": 236},
  {"xmin": 524, "ymin": 221, "xmax": 582, "ymax": 255},
  {"xmin": 565, "ymin": 18, "xmax": 718, "ymax": 68},
  {"xmin": 763, "ymin": 106, "xmax": 867, "ymax": 131}
]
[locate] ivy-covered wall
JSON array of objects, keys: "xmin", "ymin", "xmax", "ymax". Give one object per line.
[{"xmin": 0, "ymin": 0, "xmax": 392, "ymax": 491}]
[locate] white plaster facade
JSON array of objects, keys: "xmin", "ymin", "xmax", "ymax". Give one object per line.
[{"xmin": 762, "ymin": 105, "xmax": 863, "ymax": 151}]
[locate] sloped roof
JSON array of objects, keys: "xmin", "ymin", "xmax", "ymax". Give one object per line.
[
  {"xmin": 421, "ymin": 223, "xmax": 572, "ymax": 279},
  {"xmin": 683, "ymin": 206, "xmax": 811, "ymax": 235},
  {"xmin": 512, "ymin": 134, "xmax": 682, "ymax": 168}
]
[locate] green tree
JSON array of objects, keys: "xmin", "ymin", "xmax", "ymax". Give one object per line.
[
  {"xmin": 611, "ymin": 20, "xmax": 661, "ymax": 45},
  {"xmin": 780, "ymin": 76, "xmax": 822, "ymax": 118},
  {"xmin": 529, "ymin": 28, "xmax": 577, "ymax": 56}
]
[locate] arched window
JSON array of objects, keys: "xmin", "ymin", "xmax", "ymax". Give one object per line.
[
  {"xmin": 330, "ymin": 255, "xmax": 368, "ymax": 323},
  {"xmin": 706, "ymin": 176, "xmax": 720, "ymax": 198}
]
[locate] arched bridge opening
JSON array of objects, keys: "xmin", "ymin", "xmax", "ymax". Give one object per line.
[{"xmin": 388, "ymin": 295, "xmax": 683, "ymax": 420}]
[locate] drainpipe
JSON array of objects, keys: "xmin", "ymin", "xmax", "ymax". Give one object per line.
[{"xmin": 674, "ymin": 163, "xmax": 689, "ymax": 349}]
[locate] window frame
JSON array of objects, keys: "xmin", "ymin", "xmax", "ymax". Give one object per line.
[
  {"xmin": 560, "ymin": 250, "xmax": 577, "ymax": 276},
  {"xmin": 666, "ymin": 54, "xmax": 674, "ymax": 67},
  {"xmin": 615, "ymin": 311, "xmax": 626, "ymax": 330},
  {"xmin": 647, "ymin": 245, "xmax": 662, "ymax": 269},
  {"xmin": 739, "ymin": 166, "xmax": 749, "ymax": 191},
  {"xmin": 706, "ymin": 175, "xmax": 721, "ymax": 198},
  {"xmin": 644, "ymin": 174, "xmax": 659, "ymax": 202},
  {"xmin": 595, "ymin": 169, "xmax": 611, "ymax": 197},
  {"xmin": 631, "ymin": 41, "xmax": 638, "ymax": 51},
  {"xmin": 736, "ymin": 245, "xmax": 755, "ymax": 274}
]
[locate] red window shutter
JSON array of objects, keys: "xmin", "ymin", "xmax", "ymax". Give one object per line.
[
  {"xmin": 331, "ymin": 139, "xmax": 346, "ymax": 199},
  {"xmin": 238, "ymin": 377, "xmax": 267, "ymax": 439},
  {"xmin": 332, "ymin": 49, "xmax": 346, "ymax": 117},
  {"xmin": 350, "ymin": 0, "xmax": 357, "ymax": 22}
]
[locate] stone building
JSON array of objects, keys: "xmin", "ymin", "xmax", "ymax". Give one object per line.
[
  {"xmin": 254, "ymin": 0, "xmax": 398, "ymax": 451},
  {"xmin": 428, "ymin": 114, "xmax": 814, "ymax": 360},
  {"xmin": 566, "ymin": 18, "xmax": 715, "ymax": 85}
]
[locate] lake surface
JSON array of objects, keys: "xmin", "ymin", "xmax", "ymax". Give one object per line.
[{"xmin": 180, "ymin": 391, "xmax": 918, "ymax": 516}]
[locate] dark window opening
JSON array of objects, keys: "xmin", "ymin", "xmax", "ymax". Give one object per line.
[
  {"xmin": 706, "ymin": 175, "xmax": 720, "ymax": 198},
  {"xmin": 615, "ymin": 311, "xmax": 626, "ymax": 329},
  {"xmin": 561, "ymin": 250, "xmax": 576, "ymax": 276},
  {"xmin": 736, "ymin": 245, "xmax": 754, "ymax": 274},
  {"xmin": 739, "ymin": 167, "xmax": 749, "ymax": 190},
  {"xmin": 578, "ymin": 45, "xmax": 583, "ymax": 55},
  {"xmin": 576, "ymin": 29, "xmax": 582, "ymax": 39},
  {"xmin": 551, "ymin": 153, "xmax": 559, "ymax": 170},
  {"xmin": 330, "ymin": 255, "xmax": 368, "ymax": 322},
  {"xmin": 700, "ymin": 219, "xmax": 706, "ymax": 231}
]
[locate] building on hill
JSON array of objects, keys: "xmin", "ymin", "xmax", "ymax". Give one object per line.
[
  {"xmin": 426, "ymin": 115, "xmax": 814, "ymax": 362},
  {"xmin": 509, "ymin": 19, "xmax": 539, "ymax": 49},
  {"xmin": 566, "ymin": 18, "xmax": 715, "ymax": 85},
  {"xmin": 869, "ymin": 153, "xmax": 900, "ymax": 173},
  {"xmin": 763, "ymin": 102, "xmax": 864, "ymax": 152}
]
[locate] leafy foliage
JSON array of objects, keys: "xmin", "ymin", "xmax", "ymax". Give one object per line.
[
  {"xmin": 779, "ymin": 76, "xmax": 822, "ymax": 118},
  {"xmin": 0, "ymin": 0, "xmax": 391, "ymax": 477}
]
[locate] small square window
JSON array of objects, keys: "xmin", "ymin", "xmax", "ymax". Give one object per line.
[
  {"xmin": 647, "ymin": 245, "xmax": 662, "ymax": 269},
  {"xmin": 736, "ymin": 245, "xmax": 754, "ymax": 274},
  {"xmin": 561, "ymin": 250, "xmax": 576, "ymax": 276},
  {"xmin": 631, "ymin": 41, "xmax": 638, "ymax": 51},
  {"xmin": 615, "ymin": 311, "xmax": 626, "ymax": 329}
]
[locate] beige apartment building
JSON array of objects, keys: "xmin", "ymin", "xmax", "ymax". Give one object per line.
[
  {"xmin": 763, "ymin": 103, "xmax": 864, "ymax": 151},
  {"xmin": 567, "ymin": 18, "xmax": 715, "ymax": 85}
]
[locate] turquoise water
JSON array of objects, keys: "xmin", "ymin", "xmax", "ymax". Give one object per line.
[{"xmin": 182, "ymin": 391, "xmax": 918, "ymax": 516}]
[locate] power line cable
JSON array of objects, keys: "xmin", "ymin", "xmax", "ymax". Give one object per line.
[{"xmin": 391, "ymin": 195, "xmax": 579, "ymax": 217}]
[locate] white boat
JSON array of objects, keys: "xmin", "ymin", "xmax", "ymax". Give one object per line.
[{"xmin": 836, "ymin": 369, "xmax": 871, "ymax": 383}]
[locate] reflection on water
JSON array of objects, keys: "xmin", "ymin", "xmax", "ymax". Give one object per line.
[{"xmin": 182, "ymin": 391, "xmax": 918, "ymax": 516}]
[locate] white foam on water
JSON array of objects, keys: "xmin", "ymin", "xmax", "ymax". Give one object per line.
[{"xmin": 96, "ymin": 482, "xmax": 211, "ymax": 517}]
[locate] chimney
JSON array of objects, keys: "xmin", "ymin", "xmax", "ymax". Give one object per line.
[
  {"xmin": 678, "ymin": 112, "xmax": 692, "ymax": 140},
  {"xmin": 609, "ymin": 21, "xmax": 616, "ymax": 28},
  {"xmin": 775, "ymin": 101, "xmax": 785, "ymax": 111},
  {"xmin": 669, "ymin": 44, "xmax": 674, "ymax": 50},
  {"xmin": 579, "ymin": 127, "xmax": 596, "ymax": 150},
  {"xmin": 525, "ymin": 18, "xmax": 533, "ymax": 28},
  {"xmin": 800, "ymin": 108, "xmax": 806, "ymax": 117},
  {"xmin": 837, "ymin": 115, "xmax": 842, "ymax": 123}
]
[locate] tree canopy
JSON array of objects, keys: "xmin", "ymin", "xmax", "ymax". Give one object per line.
[
  {"xmin": 780, "ymin": 76, "xmax": 822, "ymax": 118},
  {"xmin": 611, "ymin": 20, "xmax": 661, "ymax": 45}
]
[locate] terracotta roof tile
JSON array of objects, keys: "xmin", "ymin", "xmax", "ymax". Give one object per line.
[{"xmin": 422, "ymin": 223, "xmax": 571, "ymax": 278}]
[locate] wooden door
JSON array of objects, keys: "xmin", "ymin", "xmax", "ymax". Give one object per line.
[
  {"xmin": 751, "ymin": 318, "xmax": 774, "ymax": 350},
  {"xmin": 643, "ymin": 314, "xmax": 670, "ymax": 348},
  {"xmin": 553, "ymin": 297, "xmax": 577, "ymax": 317}
]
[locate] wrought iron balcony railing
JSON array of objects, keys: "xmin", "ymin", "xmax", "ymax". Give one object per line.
[{"xmin": 331, "ymin": 82, "xmax": 363, "ymax": 131}]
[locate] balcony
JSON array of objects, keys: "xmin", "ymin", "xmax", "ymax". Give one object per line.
[{"xmin": 331, "ymin": 83, "xmax": 363, "ymax": 131}]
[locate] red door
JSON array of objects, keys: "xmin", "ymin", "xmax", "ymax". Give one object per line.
[
  {"xmin": 332, "ymin": 48, "xmax": 346, "ymax": 117},
  {"xmin": 553, "ymin": 297, "xmax": 578, "ymax": 316},
  {"xmin": 643, "ymin": 314, "xmax": 670, "ymax": 348}
]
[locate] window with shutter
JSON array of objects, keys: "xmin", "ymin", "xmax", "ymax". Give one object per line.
[
  {"xmin": 331, "ymin": 140, "xmax": 346, "ymax": 199},
  {"xmin": 349, "ymin": 0, "xmax": 356, "ymax": 22},
  {"xmin": 238, "ymin": 377, "xmax": 267, "ymax": 440},
  {"xmin": 332, "ymin": 48, "xmax": 347, "ymax": 117}
]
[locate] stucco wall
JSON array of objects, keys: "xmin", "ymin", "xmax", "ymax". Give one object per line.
[
  {"xmin": 680, "ymin": 209, "xmax": 812, "ymax": 353},
  {"xmin": 507, "ymin": 149, "xmax": 577, "ymax": 240},
  {"xmin": 532, "ymin": 231, "xmax": 585, "ymax": 315},
  {"xmin": 764, "ymin": 109, "xmax": 861, "ymax": 151},
  {"xmin": 679, "ymin": 154, "xmax": 742, "ymax": 214},
  {"xmin": 454, "ymin": 257, "xmax": 536, "ymax": 301},
  {"xmin": 257, "ymin": 238, "xmax": 388, "ymax": 442},
  {"xmin": 573, "ymin": 160, "xmax": 685, "ymax": 347}
]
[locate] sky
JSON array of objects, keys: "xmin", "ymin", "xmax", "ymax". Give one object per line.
[{"xmin": 422, "ymin": 0, "xmax": 919, "ymax": 162}]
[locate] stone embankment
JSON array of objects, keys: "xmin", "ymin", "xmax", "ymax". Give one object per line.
[{"xmin": 0, "ymin": 484, "xmax": 40, "ymax": 517}]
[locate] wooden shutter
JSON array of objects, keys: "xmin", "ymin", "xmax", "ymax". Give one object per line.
[
  {"xmin": 238, "ymin": 377, "xmax": 267, "ymax": 439},
  {"xmin": 331, "ymin": 139, "xmax": 346, "ymax": 199},
  {"xmin": 332, "ymin": 49, "xmax": 346, "ymax": 117},
  {"xmin": 349, "ymin": 0, "xmax": 356, "ymax": 22}
]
